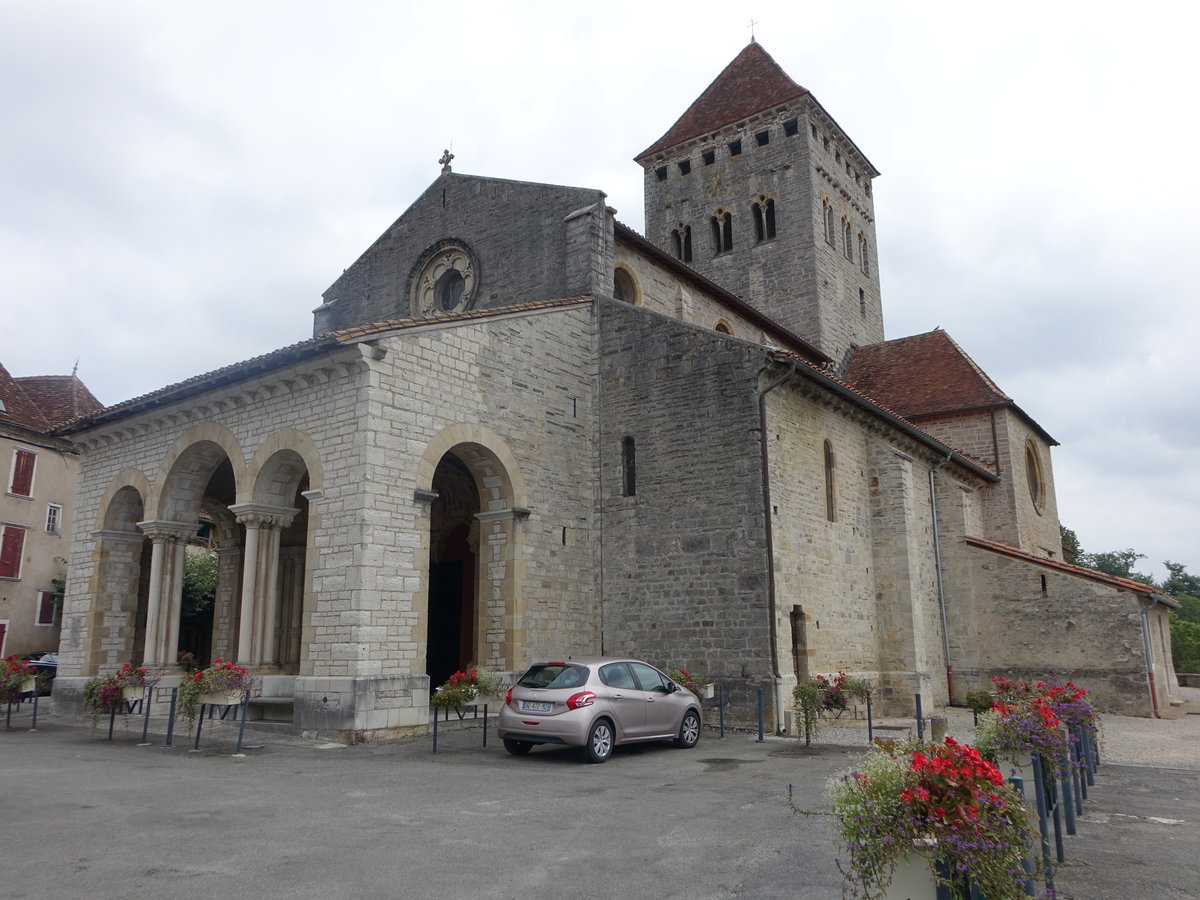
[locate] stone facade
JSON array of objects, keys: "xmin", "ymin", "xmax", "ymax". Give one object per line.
[{"xmin": 50, "ymin": 42, "xmax": 1178, "ymax": 739}]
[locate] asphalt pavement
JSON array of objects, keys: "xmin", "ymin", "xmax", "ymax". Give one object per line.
[{"xmin": 0, "ymin": 709, "xmax": 1195, "ymax": 899}]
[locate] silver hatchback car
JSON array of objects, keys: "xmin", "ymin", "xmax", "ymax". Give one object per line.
[{"xmin": 497, "ymin": 658, "xmax": 702, "ymax": 763}]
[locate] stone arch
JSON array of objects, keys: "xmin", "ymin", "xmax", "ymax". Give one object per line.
[
  {"xmin": 244, "ymin": 428, "xmax": 325, "ymax": 504},
  {"xmin": 416, "ymin": 425, "xmax": 529, "ymax": 678},
  {"xmin": 153, "ymin": 423, "xmax": 246, "ymax": 523},
  {"xmin": 96, "ymin": 469, "xmax": 152, "ymax": 531},
  {"xmin": 89, "ymin": 473, "xmax": 153, "ymax": 670},
  {"xmin": 243, "ymin": 432, "xmax": 323, "ymax": 675}
]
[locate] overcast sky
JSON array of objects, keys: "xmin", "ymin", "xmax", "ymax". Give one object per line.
[{"xmin": 2, "ymin": 1, "xmax": 1197, "ymax": 581}]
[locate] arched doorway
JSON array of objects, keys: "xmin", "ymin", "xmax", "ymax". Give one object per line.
[{"xmin": 426, "ymin": 453, "xmax": 480, "ymax": 690}]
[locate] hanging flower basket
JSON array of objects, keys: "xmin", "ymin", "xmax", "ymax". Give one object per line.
[{"xmin": 197, "ymin": 689, "xmax": 246, "ymax": 708}]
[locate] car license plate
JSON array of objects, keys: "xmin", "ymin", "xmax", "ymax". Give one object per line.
[{"xmin": 520, "ymin": 700, "xmax": 552, "ymax": 713}]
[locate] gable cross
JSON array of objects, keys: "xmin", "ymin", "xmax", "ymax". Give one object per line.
[{"xmin": 439, "ymin": 149, "xmax": 454, "ymax": 174}]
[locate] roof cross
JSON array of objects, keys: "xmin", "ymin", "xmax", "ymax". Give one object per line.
[
  {"xmin": 748, "ymin": 18, "xmax": 758, "ymax": 42},
  {"xmin": 439, "ymin": 149, "xmax": 454, "ymax": 174}
]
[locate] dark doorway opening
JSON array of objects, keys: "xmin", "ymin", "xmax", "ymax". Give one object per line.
[{"xmin": 426, "ymin": 454, "xmax": 479, "ymax": 691}]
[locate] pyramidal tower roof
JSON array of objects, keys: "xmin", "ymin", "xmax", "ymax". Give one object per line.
[{"xmin": 636, "ymin": 42, "xmax": 808, "ymax": 160}]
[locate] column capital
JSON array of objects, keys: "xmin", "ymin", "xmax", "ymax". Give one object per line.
[
  {"xmin": 92, "ymin": 528, "xmax": 147, "ymax": 545},
  {"xmin": 228, "ymin": 503, "xmax": 299, "ymax": 530},
  {"xmin": 136, "ymin": 520, "xmax": 196, "ymax": 542}
]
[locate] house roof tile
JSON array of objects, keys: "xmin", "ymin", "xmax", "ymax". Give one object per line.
[
  {"xmin": 16, "ymin": 375, "xmax": 103, "ymax": 426},
  {"xmin": 637, "ymin": 42, "xmax": 808, "ymax": 160}
]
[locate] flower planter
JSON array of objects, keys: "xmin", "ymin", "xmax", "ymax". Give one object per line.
[
  {"xmin": 701, "ymin": 683, "xmax": 715, "ymax": 699},
  {"xmin": 999, "ymin": 751, "xmax": 1035, "ymax": 794},
  {"xmin": 883, "ymin": 852, "xmax": 940, "ymax": 900},
  {"xmin": 198, "ymin": 690, "xmax": 245, "ymax": 707},
  {"xmin": 19, "ymin": 677, "xmax": 38, "ymax": 695},
  {"xmin": 121, "ymin": 685, "xmax": 150, "ymax": 706}
]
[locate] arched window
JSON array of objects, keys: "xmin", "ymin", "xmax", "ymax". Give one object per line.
[
  {"xmin": 753, "ymin": 203, "xmax": 765, "ymax": 244},
  {"xmin": 823, "ymin": 201, "xmax": 836, "ymax": 248},
  {"xmin": 843, "ymin": 220, "xmax": 854, "ymax": 261},
  {"xmin": 682, "ymin": 225, "xmax": 693, "ymax": 262},
  {"xmin": 764, "ymin": 199, "xmax": 776, "ymax": 239},
  {"xmin": 711, "ymin": 212, "xmax": 733, "ymax": 254},
  {"xmin": 823, "ymin": 440, "xmax": 836, "ymax": 522},
  {"xmin": 613, "ymin": 266, "xmax": 639, "ymax": 305},
  {"xmin": 622, "ymin": 437, "xmax": 637, "ymax": 497},
  {"xmin": 714, "ymin": 319, "xmax": 734, "ymax": 335},
  {"xmin": 671, "ymin": 229, "xmax": 683, "ymax": 259},
  {"xmin": 1025, "ymin": 440, "xmax": 1046, "ymax": 514},
  {"xmin": 859, "ymin": 234, "xmax": 870, "ymax": 275}
]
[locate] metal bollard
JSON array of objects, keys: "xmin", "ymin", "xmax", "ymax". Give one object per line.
[
  {"xmin": 756, "ymin": 688, "xmax": 765, "ymax": 742},
  {"xmin": 915, "ymin": 693, "xmax": 924, "ymax": 741}
]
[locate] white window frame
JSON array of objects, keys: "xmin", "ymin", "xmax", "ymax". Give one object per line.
[
  {"xmin": 45, "ymin": 503, "xmax": 63, "ymax": 535},
  {"xmin": 36, "ymin": 589, "xmax": 56, "ymax": 626}
]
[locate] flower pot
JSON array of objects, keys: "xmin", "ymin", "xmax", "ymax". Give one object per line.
[
  {"xmin": 122, "ymin": 685, "xmax": 148, "ymax": 703},
  {"xmin": 999, "ymin": 751, "xmax": 1035, "ymax": 795},
  {"xmin": 883, "ymin": 851, "xmax": 939, "ymax": 900},
  {"xmin": 702, "ymin": 683, "xmax": 715, "ymax": 699},
  {"xmin": 19, "ymin": 677, "xmax": 38, "ymax": 695},
  {"xmin": 198, "ymin": 689, "xmax": 245, "ymax": 707}
]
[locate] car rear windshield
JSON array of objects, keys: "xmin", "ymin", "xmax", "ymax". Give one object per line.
[{"xmin": 517, "ymin": 664, "xmax": 589, "ymax": 690}]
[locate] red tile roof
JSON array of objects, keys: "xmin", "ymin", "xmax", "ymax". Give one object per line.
[
  {"xmin": 844, "ymin": 330, "xmax": 1057, "ymax": 445},
  {"xmin": 844, "ymin": 329, "xmax": 1009, "ymax": 418},
  {"xmin": 0, "ymin": 362, "xmax": 52, "ymax": 431},
  {"xmin": 966, "ymin": 536, "xmax": 1180, "ymax": 607},
  {"xmin": 16, "ymin": 375, "xmax": 103, "ymax": 426},
  {"xmin": 637, "ymin": 42, "xmax": 808, "ymax": 160}
]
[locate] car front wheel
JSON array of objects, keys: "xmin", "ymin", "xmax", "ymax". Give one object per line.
[
  {"xmin": 674, "ymin": 710, "xmax": 701, "ymax": 748},
  {"xmin": 584, "ymin": 718, "xmax": 614, "ymax": 763},
  {"xmin": 503, "ymin": 738, "xmax": 532, "ymax": 755}
]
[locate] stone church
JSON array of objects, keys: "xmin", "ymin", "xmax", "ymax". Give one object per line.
[{"xmin": 52, "ymin": 42, "xmax": 1180, "ymax": 739}]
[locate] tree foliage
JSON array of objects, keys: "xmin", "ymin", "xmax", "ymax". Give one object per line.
[{"xmin": 181, "ymin": 548, "xmax": 218, "ymax": 620}]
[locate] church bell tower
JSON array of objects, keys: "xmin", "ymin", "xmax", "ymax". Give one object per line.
[{"xmin": 636, "ymin": 42, "xmax": 884, "ymax": 369}]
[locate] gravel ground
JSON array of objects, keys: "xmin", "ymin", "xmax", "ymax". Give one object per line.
[{"xmin": 803, "ymin": 685, "xmax": 1200, "ymax": 768}]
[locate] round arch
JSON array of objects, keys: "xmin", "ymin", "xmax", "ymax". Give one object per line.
[
  {"xmin": 416, "ymin": 423, "xmax": 529, "ymax": 510},
  {"xmin": 95, "ymin": 468, "xmax": 152, "ymax": 531},
  {"xmin": 152, "ymin": 423, "xmax": 247, "ymax": 522},
  {"xmin": 244, "ymin": 428, "xmax": 325, "ymax": 505}
]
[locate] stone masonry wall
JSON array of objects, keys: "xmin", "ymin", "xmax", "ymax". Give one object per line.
[
  {"xmin": 596, "ymin": 296, "xmax": 773, "ymax": 721},
  {"xmin": 315, "ymin": 174, "xmax": 607, "ymax": 334},
  {"xmin": 951, "ymin": 545, "xmax": 1158, "ymax": 716}
]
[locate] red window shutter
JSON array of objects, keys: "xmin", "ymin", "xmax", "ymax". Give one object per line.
[
  {"xmin": 37, "ymin": 590, "xmax": 56, "ymax": 625},
  {"xmin": 11, "ymin": 450, "xmax": 35, "ymax": 496},
  {"xmin": 0, "ymin": 526, "xmax": 25, "ymax": 578}
]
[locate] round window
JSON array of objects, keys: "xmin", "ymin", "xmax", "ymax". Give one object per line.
[{"xmin": 436, "ymin": 269, "xmax": 466, "ymax": 310}]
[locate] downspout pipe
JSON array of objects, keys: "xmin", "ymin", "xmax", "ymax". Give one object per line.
[
  {"xmin": 758, "ymin": 358, "xmax": 798, "ymax": 732},
  {"xmin": 929, "ymin": 451, "xmax": 954, "ymax": 702},
  {"xmin": 1139, "ymin": 597, "xmax": 1167, "ymax": 719}
]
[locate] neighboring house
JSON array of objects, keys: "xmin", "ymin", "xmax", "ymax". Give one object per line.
[
  {"xmin": 0, "ymin": 363, "xmax": 102, "ymax": 658},
  {"xmin": 50, "ymin": 42, "xmax": 1179, "ymax": 740}
]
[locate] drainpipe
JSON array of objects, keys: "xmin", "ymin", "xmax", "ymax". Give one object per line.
[
  {"xmin": 929, "ymin": 451, "xmax": 954, "ymax": 702},
  {"xmin": 758, "ymin": 358, "xmax": 798, "ymax": 731},
  {"xmin": 1139, "ymin": 597, "xmax": 1165, "ymax": 719}
]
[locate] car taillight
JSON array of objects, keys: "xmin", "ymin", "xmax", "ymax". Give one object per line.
[
  {"xmin": 566, "ymin": 691, "xmax": 595, "ymax": 710},
  {"xmin": 505, "ymin": 688, "xmax": 513, "ymax": 706}
]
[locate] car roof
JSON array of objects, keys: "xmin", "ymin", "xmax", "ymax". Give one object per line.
[{"xmin": 529, "ymin": 657, "xmax": 651, "ymax": 668}]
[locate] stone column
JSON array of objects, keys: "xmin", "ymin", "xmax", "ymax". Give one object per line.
[
  {"xmin": 211, "ymin": 545, "xmax": 242, "ymax": 660},
  {"xmin": 136, "ymin": 521, "xmax": 196, "ymax": 668},
  {"xmin": 230, "ymin": 504, "xmax": 297, "ymax": 668}
]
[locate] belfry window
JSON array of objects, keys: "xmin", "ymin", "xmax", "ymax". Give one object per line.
[
  {"xmin": 843, "ymin": 220, "xmax": 854, "ymax": 261},
  {"xmin": 682, "ymin": 225, "xmax": 692, "ymax": 262},
  {"xmin": 711, "ymin": 212, "xmax": 733, "ymax": 254},
  {"xmin": 672, "ymin": 229, "xmax": 683, "ymax": 259},
  {"xmin": 859, "ymin": 234, "xmax": 870, "ymax": 275},
  {"xmin": 752, "ymin": 199, "xmax": 776, "ymax": 243},
  {"xmin": 823, "ymin": 201, "xmax": 836, "ymax": 248}
]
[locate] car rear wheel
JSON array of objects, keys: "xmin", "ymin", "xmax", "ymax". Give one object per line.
[
  {"xmin": 584, "ymin": 718, "xmax": 614, "ymax": 763},
  {"xmin": 674, "ymin": 710, "xmax": 701, "ymax": 748},
  {"xmin": 503, "ymin": 738, "xmax": 532, "ymax": 755}
]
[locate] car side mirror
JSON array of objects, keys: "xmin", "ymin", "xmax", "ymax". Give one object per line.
[{"xmin": 664, "ymin": 681, "xmax": 677, "ymax": 693}]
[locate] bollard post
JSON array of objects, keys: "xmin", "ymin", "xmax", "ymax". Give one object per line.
[
  {"xmin": 107, "ymin": 701, "xmax": 118, "ymax": 740},
  {"xmin": 1030, "ymin": 754, "xmax": 1056, "ymax": 896},
  {"xmin": 718, "ymin": 683, "xmax": 725, "ymax": 739},
  {"xmin": 234, "ymin": 689, "xmax": 250, "ymax": 754},
  {"xmin": 164, "ymin": 687, "xmax": 177, "ymax": 747},
  {"xmin": 140, "ymin": 686, "xmax": 153, "ymax": 744},
  {"xmin": 30, "ymin": 689, "xmax": 38, "ymax": 730},
  {"xmin": 756, "ymin": 688, "xmax": 765, "ymax": 742},
  {"xmin": 866, "ymin": 695, "xmax": 873, "ymax": 745},
  {"xmin": 915, "ymin": 693, "xmax": 924, "ymax": 741}
]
